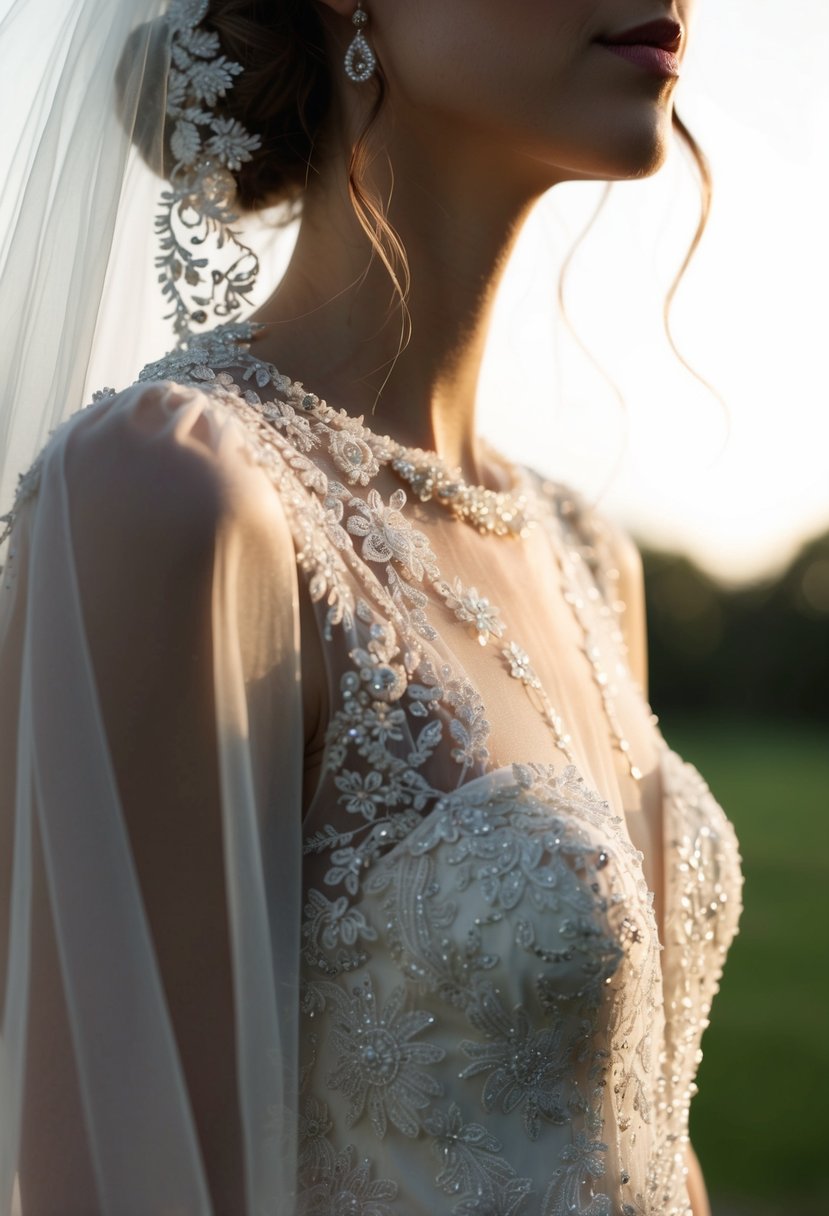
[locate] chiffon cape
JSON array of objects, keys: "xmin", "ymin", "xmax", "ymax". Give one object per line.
[
  {"xmin": 1, "ymin": 2, "xmax": 303, "ymax": 1204},
  {"xmin": 1, "ymin": 382, "xmax": 304, "ymax": 1214}
]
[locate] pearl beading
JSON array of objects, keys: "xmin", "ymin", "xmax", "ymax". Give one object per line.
[
  {"xmin": 293, "ymin": 383, "xmax": 646, "ymax": 783},
  {"xmin": 389, "ymin": 450, "xmax": 536, "ymax": 539}
]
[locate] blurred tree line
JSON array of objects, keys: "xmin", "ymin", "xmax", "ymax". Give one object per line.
[{"xmin": 639, "ymin": 528, "xmax": 829, "ymax": 721}]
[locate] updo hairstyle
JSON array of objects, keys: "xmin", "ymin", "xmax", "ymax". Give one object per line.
[
  {"xmin": 201, "ymin": 0, "xmax": 336, "ymax": 214},
  {"xmin": 118, "ymin": 3, "xmax": 716, "ymax": 403},
  {"xmin": 119, "ymin": 1, "xmax": 405, "ymax": 322}
]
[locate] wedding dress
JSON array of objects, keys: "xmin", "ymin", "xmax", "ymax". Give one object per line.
[{"xmin": 0, "ymin": 321, "xmax": 743, "ymax": 1215}]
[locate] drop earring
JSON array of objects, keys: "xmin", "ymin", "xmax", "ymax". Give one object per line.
[{"xmin": 344, "ymin": 1, "xmax": 377, "ymax": 83}]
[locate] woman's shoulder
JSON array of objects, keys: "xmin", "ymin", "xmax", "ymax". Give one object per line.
[
  {"xmin": 2, "ymin": 323, "xmax": 298, "ymax": 561},
  {"xmin": 136, "ymin": 321, "xmax": 281, "ymax": 397}
]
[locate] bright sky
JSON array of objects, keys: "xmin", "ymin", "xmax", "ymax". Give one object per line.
[{"xmin": 477, "ymin": 0, "xmax": 829, "ymax": 585}]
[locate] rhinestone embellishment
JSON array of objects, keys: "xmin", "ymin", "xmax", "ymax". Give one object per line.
[
  {"xmin": 344, "ymin": 3, "xmax": 377, "ymax": 83},
  {"xmin": 389, "ymin": 450, "xmax": 536, "ymax": 539}
]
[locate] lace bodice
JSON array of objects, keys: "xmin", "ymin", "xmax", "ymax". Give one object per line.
[{"xmin": 0, "ymin": 322, "xmax": 743, "ymax": 1216}]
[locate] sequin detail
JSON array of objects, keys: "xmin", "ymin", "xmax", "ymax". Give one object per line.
[{"xmin": 3, "ymin": 324, "xmax": 743, "ymax": 1215}]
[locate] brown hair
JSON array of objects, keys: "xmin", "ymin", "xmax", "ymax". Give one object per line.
[{"xmin": 206, "ymin": 0, "xmax": 334, "ymax": 215}]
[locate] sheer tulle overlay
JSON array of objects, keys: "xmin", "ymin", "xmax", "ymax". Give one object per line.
[{"xmin": 0, "ymin": 326, "xmax": 743, "ymax": 1215}]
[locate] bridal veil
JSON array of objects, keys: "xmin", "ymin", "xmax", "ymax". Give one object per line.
[{"xmin": 0, "ymin": 1, "xmax": 305, "ymax": 1210}]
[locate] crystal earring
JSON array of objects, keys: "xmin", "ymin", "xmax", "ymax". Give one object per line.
[{"xmin": 344, "ymin": 1, "xmax": 377, "ymax": 83}]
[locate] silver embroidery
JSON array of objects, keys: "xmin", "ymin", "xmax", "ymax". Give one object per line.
[{"xmin": 317, "ymin": 978, "xmax": 445, "ymax": 1139}]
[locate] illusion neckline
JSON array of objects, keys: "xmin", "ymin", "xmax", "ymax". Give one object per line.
[{"xmin": 239, "ymin": 321, "xmax": 540, "ymax": 538}]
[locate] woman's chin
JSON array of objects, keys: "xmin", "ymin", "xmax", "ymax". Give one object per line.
[
  {"xmin": 562, "ymin": 128, "xmax": 673, "ymax": 184},
  {"xmin": 604, "ymin": 140, "xmax": 671, "ymax": 181},
  {"xmin": 519, "ymin": 110, "xmax": 675, "ymax": 187}
]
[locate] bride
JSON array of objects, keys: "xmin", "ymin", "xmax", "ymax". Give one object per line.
[{"xmin": 0, "ymin": 1, "xmax": 743, "ymax": 1213}]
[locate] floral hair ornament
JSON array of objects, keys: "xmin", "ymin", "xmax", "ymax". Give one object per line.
[{"xmin": 158, "ymin": 0, "xmax": 263, "ymax": 342}]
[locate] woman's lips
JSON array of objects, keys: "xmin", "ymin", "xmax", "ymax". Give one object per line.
[{"xmin": 595, "ymin": 41, "xmax": 680, "ymax": 78}]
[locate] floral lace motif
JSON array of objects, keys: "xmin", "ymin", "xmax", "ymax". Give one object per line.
[
  {"xmin": 159, "ymin": 3, "xmax": 262, "ymax": 337},
  {"xmin": 298, "ymin": 1144, "xmax": 398, "ymax": 1216},
  {"xmin": 2, "ymin": 325, "xmax": 743, "ymax": 1215},
  {"xmin": 319, "ymin": 977, "xmax": 445, "ymax": 1139},
  {"xmin": 141, "ymin": 328, "xmax": 742, "ymax": 1215}
]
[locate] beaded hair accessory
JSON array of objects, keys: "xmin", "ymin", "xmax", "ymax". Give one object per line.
[
  {"xmin": 158, "ymin": 0, "xmax": 376, "ymax": 341},
  {"xmin": 158, "ymin": 0, "xmax": 263, "ymax": 341}
]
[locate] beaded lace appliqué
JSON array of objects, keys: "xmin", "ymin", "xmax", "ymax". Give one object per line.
[
  {"xmin": 389, "ymin": 446, "xmax": 536, "ymax": 538},
  {"xmin": 1, "ymin": 324, "xmax": 743, "ymax": 1215},
  {"xmin": 123, "ymin": 328, "xmax": 741, "ymax": 1212},
  {"xmin": 159, "ymin": 1, "xmax": 262, "ymax": 340}
]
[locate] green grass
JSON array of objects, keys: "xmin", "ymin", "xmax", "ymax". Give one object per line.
[{"xmin": 657, "ymin": 714, "xmax": 829, "ymax": 1216}]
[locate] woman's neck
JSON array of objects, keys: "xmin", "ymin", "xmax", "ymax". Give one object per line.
[{"xmin": 248, "ymin": 108, "xmax": 559, "ymax": 487}]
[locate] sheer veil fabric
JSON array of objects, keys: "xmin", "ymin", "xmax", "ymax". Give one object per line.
[
  {"xmin": 0, "ymin": 0, "xmax": 168, "ymax": 525},
  {"xmin": 0, "ymin": 2, "xmax": 304, "ymax": 1211},
  {"xmin": 0, "ymin": 382, "xmax": 306, "ymax": 1212}
]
